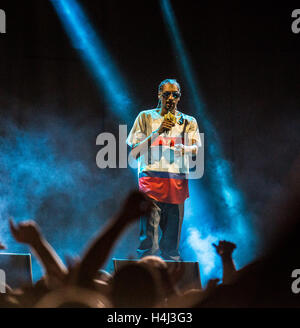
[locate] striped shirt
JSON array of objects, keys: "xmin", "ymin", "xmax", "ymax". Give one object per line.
[{"xmin": 127, "ymin": 108, "xmax": 201, "ymax": 204}]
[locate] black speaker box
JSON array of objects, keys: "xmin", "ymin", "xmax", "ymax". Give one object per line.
[
  {"xmin": 0, "ymin": 253, "xmax": 33, "ymax": 293},
  {"xmin": 113, "ymin": 259, "xmax": 201, "ymax": 293}
]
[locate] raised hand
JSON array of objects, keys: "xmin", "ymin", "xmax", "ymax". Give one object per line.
[
  {"xmin": 9, "ymin": 218, "xmax": 41, "ymax": 246},
  {"xmin": 212, "ymin": 240, "xmax": 236, "ymax": 257},
  {"xmin": 174, "ymin": 143, "xmax": 184, "ymax": 156}
]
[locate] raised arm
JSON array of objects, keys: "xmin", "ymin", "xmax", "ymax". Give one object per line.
[
  {"xmin": 75, "ymin": 190, "xmax": 154, "ymax": 287},
  {"xmin": 9, "ymin": 219, "xmax": 67, "ymax": 287},
  {"xmin": 213, "ymin": 240, "xmax": 237, "ymax": 285}
]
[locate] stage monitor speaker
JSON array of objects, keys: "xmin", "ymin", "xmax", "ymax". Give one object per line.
[
  {"xmin": 113, "ymin": 259, "xmax": 201, "ymax": 293},
  {"xmin": 0, "ymin": 253, "xmax": 33, "ymax": 293}
]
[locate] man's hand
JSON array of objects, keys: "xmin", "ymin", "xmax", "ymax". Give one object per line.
[
  {"xmin": 158, "ymin": 118, "xmax": 175, "ymax": 134},
  {"xmin": 174, "ymin": 143, "xmax": 185, "ymax": 156},
  {"xmin": 119, "ymin": 190, "xmax": 154, "ymax": 223},
  {"xmin": 174, "ymin": 143, "xmax": 198, "ymax": 157},
  {"xmin": 212, "ymin": 240, "xmax": 236, "ymax": 257},
  {"xmin": 9, "ymin": 218, "xmax": 42, "ymax": 246},
  {"xmin": 0, "ymin": 242, "xmax": 6, "ymax": 250}
]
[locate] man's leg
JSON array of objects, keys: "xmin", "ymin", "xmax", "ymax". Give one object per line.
[
  {"xmin": 159, "ymin": 202, "xmax": 184, "ymax": 261},
  {"xmin": 137, "ymin": 200, "xmax": 161, "ymax": 258}
]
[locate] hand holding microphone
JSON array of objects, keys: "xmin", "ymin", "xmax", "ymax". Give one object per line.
[
  {"xmin": 158, "ymin": 110, "xmax": 176, "ymax": 134},
  {"xmin": 158, "ymin": 117, "xmax": 175, "ymax": 134}
]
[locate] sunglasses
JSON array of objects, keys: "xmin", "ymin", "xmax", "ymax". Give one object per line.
[{"xmin": 161, "ymin": 91, "xmax": 181, "ymax": 99}]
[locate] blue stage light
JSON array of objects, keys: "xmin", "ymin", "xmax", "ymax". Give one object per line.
[
  {"xmin": 160, "ymin": 0, "xmax": 259, "ymax": 286},
  {"xmin": 50, "ymin": 0, "xmax": 133, "ymax": 123}
]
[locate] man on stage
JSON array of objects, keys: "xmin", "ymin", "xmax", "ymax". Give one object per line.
[{"xmin": 127, "ymin": 79, "xmax": 201, "ymax": 261}]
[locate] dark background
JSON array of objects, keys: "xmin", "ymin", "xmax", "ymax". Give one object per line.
[{"xmin": 0, "ymin": 0, "xmax": 299, "ymax": 282}]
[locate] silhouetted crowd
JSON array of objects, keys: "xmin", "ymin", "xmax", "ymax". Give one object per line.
[{"xmin": 0, "ymin": 155, "xmax": 299, "ymax": 308}]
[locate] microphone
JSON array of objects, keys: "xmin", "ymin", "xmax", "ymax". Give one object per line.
[{"xmin": 163, "ymin": 105, "xmax": 176, "ymax": 135}]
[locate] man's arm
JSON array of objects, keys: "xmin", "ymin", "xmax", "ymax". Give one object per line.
[
  {"xmin": 213, "ymin": 240, "xmax": 237, "ymax": 285},
  {"xmin": 130, "ymin": 122, "xmax": 175, "ymax": 159},
  {"xmin": 130, "ymin": 130, "xmax": 159, "ymax": 159},
  {"xmin": 174, "ymin": 117, "xmax": 201, "ymax": 157},
  {"xmin": 174, "ymin": 139, "xmax": 200, "ymax": 156},
  {"xmin": 9, "ymin": 219, "xmax": 67, "ymax": 287},
  {"xmin": 128, "ymin": 113, "xmax": 175, "ymax": 159},
  {"xmin": 74, "ymin": 191, "xmax": 154, "ymax": 287}
]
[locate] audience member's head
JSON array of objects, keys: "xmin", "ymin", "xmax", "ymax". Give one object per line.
[
  {"xmin": 34, "ymin": 286, "xmax": 109, "ymax": 308},
  {"xmin": 138, "ymin": 255, "xmax": 167, "ymax": 270},
  {"xmin": 138, "ymin": 256, "xmax": 177, "ymax": 300},
  {"xmin": 111, "ymin": 262, "xmax": 162, "ymax": 308}
]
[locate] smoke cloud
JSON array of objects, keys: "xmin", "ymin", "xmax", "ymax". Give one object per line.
[{"xmin": 0, "ymin": 111, "xmax": 138, "ymax": 281}]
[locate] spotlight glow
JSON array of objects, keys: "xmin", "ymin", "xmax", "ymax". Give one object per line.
[
  {"xmin": 161, "ymin": 0, "xmax": 259, "ymax": 285},
  {"xmin": 50, "ymin": 0, "xmax": 133, "ymax": 123}
]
